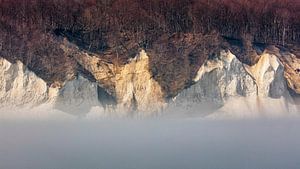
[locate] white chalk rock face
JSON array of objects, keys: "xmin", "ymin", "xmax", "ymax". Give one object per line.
[
  {"xmin": 244, "ymin": 52, "xmax": 286, "ymax": 98},
  {"xmin": 169, "ymin": 50, "xmax": 298, "ymax": 117},
  {"xmin": 0, "ymin": 52, "xmax": 165, "ymax": 117},
  {"xmin": 0, "ymin": 58, "xmax": 48, "ymax": 108},
  {"xmin": 0, "ymin": 57, "xmax": 104, "ymax": 118},
  {"xmin": 54, "ymin": 75, "xmax": 103, "ymax": 116},
  {"xmin": 171, "ymin": 51, "xmax": 256, "ymax": 110}
]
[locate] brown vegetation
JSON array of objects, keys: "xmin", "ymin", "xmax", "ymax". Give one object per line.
[{"xmin": 0, "ymin": 0, "xmax": 299, "ymax": 95}]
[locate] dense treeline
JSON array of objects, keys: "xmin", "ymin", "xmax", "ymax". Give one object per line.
[
  {"xmin": 1, "ymin": 0, "xmax": 299, "ymax": 50},
  {"xmin": 0, "ymin": 0, "xmax": 299, "ymax": 94}
]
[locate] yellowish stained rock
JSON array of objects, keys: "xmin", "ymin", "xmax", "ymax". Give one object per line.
[
  {"xmin": 75, "ymin": 50, "xmax": 166, "ymax": 114},
  {"xmin": 277, "ymin": 53, "xmax": 300, "ymax": 95}
]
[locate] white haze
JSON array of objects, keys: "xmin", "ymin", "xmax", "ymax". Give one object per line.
[{"xmin": 0, "ymin": 113, "xmax": 300, "ymax": 169}]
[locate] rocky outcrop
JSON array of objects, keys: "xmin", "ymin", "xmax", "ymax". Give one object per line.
[
  {"xmin": 171, "ymin": 50, "xmax": 256, "ymax": 110},
  {"xmin": 0, "ymin": 46, "xmax": 299, "ymax": 118},
  {"xmin": 0, "ymin": 58, "xmax": 48, "ymax": 108},
  {"xmin": 0, "ymin": 57, "xmax": 101, "ymax": 115},
  {"xmin": 277, "ymin": 52, "xmax": 300, "ymax": 95},
  {"xmin": 0, "ymin": 49, "xmax": 166, "ymax": 116},
  {"xmin": 74, "ymin": 50, "xmax": 166, "ymax": 115},
  {"xmin": 114, "ymin": 50, "xmax": 166, "ymax": 115},
  {"xmin": 244, "ymin": 51, "xmax": 286, "ymax": 98},
  {"xmin": 53, "ymin": 75, "xmax": 102, "ymax": 116},
  {"xmin": 168, "ymin": 50, "xmax": 298, "ymax": 117}
]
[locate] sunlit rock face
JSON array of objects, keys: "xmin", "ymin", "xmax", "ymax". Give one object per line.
[
  {"xmin": 0, "ymin": 58, "xmax": 102, "ymax": 116},
  {"xmin": 114, "ymin": 50, "xmax": 166, "ymax": 115},
  {"xmin": 0, "ymin": 51, "xmax": 166, "ymax": 117},
  {"xmin": 278, "ymin": 52, "xmax": 300, "ymax": 95},
  {"xmin": 0, "ymin": 58, "xmax": 48, "ymax": 108},
  {"xmin": 244, "ymin": 51, "xmax": 286, "ymax": 98},
  {"xmin": 170, "ymin": 50, "xmax": 257, "ymax": 113},
  {"xmin": 0, "ymin": 47, "xmax": 299, "ymax": 118},
  {"xmin": 75, "ymin": 50, "xmax": 166, "ymax": 115},
  {"xmin": 169, "ymin": 50, "xmax": 298, "ymax": 117}
]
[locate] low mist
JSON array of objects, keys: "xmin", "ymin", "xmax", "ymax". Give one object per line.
[{"xmin": 0, "ymin": 114, "xmax": 300, "ymax": 169}]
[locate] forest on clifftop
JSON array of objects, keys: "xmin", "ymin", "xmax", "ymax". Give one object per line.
[{"xmin": 0, "ymin": 0, "xmax": 299, "ymax": 94}]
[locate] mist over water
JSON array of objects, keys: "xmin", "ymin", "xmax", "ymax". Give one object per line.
[{"xmin": 0, "ymin": 114, "xmax": 300, "ymax": 169}]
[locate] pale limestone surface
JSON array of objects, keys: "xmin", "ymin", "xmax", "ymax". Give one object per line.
[
  {"xmin": 169, "ymin": 50, "xmax": 298, "ymax": 118},
  {"xmin": 0, "ymin": 58, "xmax": 48, "ymax": 108},
  {"xmin": 0, "ymin": 58, "xmax": 102, "ymax": 117},
  {"xmin": 0, "ymin": 48, "xmax": 299, "ymax": 119},
  {"xmin": 75, "ymin": 50, "xmax": 166, "ymax": 115}
]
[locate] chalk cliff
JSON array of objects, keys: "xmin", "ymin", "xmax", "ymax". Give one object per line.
[
  {"xmin": 168, "ymin": 50, "xmax": 298, "ymax": 118},
  {"xmin": 0, "ymin": 57, "xmax": 101, "ymax": 116},
  {"xmin": 0, "ymin": 46, "xmax": 299, "ymax": 118}
]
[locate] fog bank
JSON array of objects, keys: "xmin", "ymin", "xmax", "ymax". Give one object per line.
[{"xmin": 0, "ymin": 118, "xmax": 300, "ymax": 169}]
